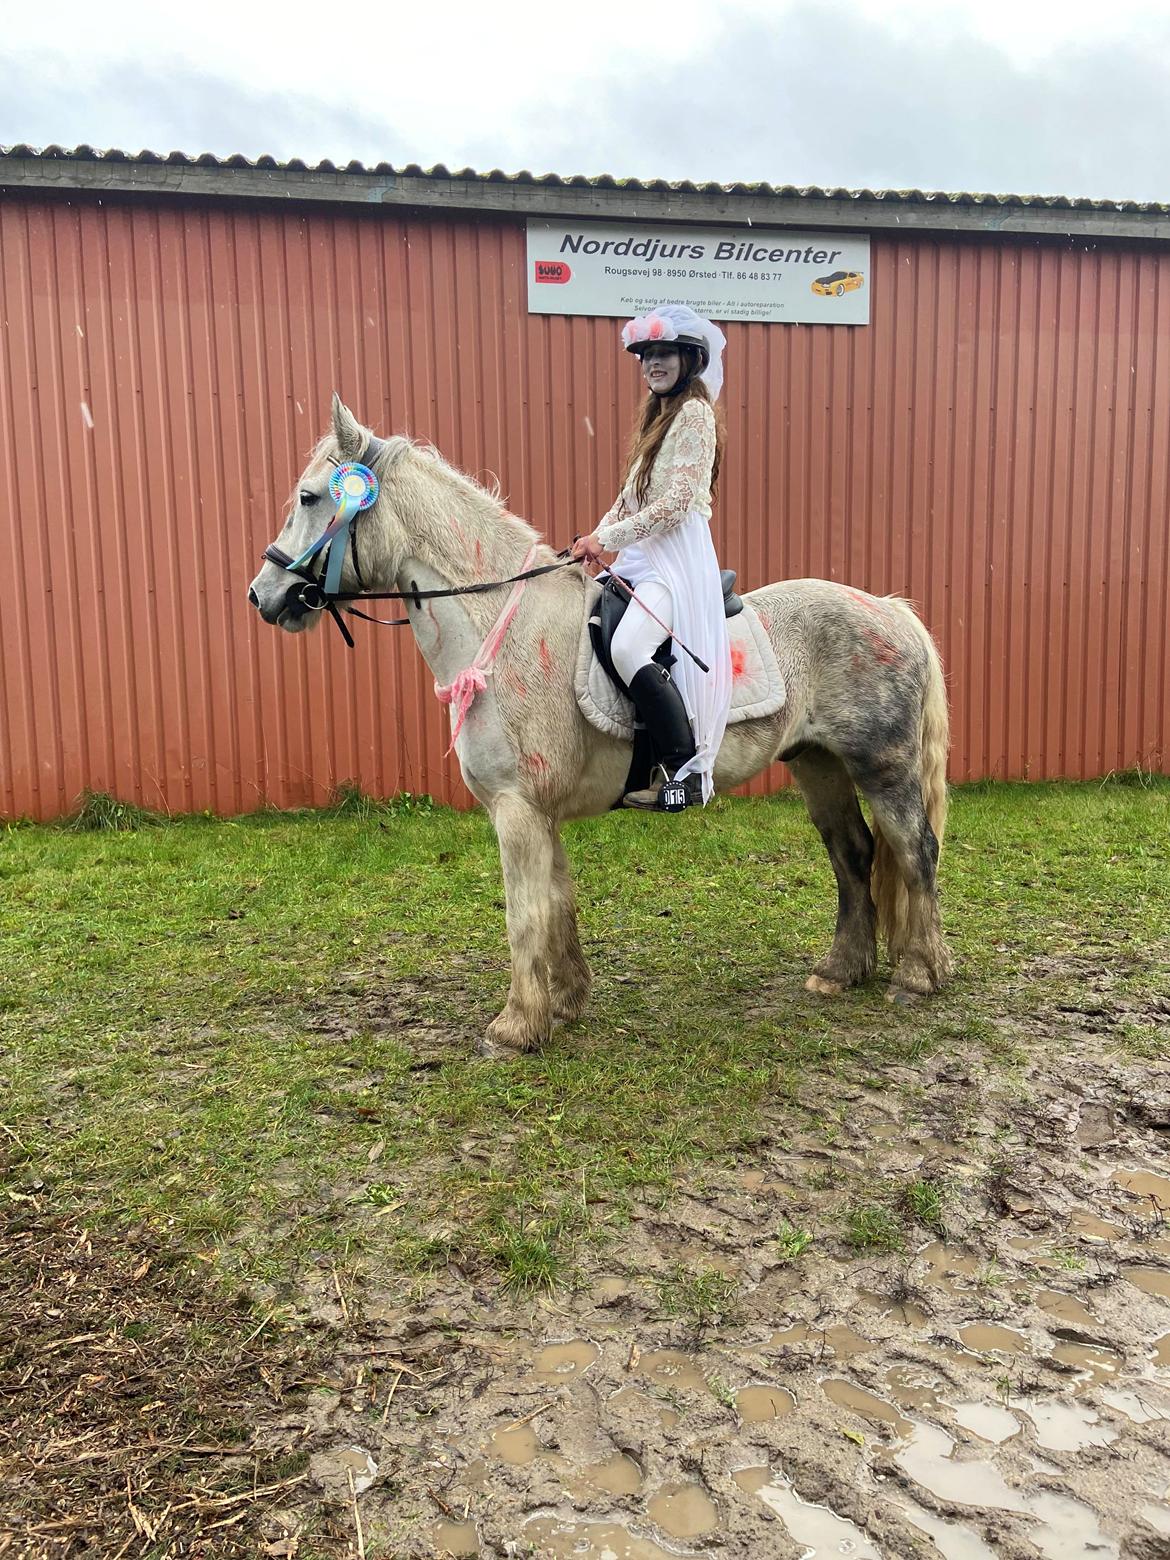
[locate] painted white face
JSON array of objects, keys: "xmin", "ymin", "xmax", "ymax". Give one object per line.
[{"xmin": 639, "ymin": 344, "xmax": 682, "ymax": 395}]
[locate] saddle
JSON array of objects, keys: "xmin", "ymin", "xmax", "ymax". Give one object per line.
[
  {"xmin": 588, "ymin": 570, "xmax": 744, "ymax": 694},
  {"xmin": 574, "ymin": 574, "xmax": 787, "ymax": 765}
]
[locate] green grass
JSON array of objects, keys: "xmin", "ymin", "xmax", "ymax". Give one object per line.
[
  {"xmin": 843, "ymin": 1202, "xmax": 905, "ymax": 1253},
  {"xmin": 657, "ymin": 1265, "xmax": 740, "ymax": 1326},
  {"xmin": 775, "ymin": 1220, "xmax": 815, "ymax": 1261},
  {"xmin": 902, "ymin": 1177, "xmax": 949, "ymax": 1237},
  {"xmin": 2, "ymin": 779, "xmax": 1167, "ymax": 1303}
]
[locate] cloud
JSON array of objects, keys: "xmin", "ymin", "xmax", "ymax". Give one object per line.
[
  {"xmin": 4, "ymin": 5, "xmax": 1170, "ymax": 201},
  {"xmin": 496, "ymin": 4, "xmax": 1170, "ymax": 200},
  {"xmin": 0, "ymin": 54, "xmax": 418, "ymax": 167}
]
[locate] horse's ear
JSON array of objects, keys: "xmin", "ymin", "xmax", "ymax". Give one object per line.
[{"xmin": 331, "ymin": 392, "xmax": 365, "ymax": 458}]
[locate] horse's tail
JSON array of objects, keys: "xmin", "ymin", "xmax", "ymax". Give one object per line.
[{"xmin": 871, "ymin": 613, "xmax": 949, "ymax": 963}]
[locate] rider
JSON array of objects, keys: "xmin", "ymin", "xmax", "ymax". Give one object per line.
[{"xmin": 572, "ymin": 304, "xmax": 732, "ymax": 810}]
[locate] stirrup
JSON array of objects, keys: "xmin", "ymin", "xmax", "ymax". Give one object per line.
[{"xmin": 622, "ymin": 765, "xmax": 703, "ymax": 813}]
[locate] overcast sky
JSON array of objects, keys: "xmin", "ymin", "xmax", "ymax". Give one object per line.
[{"xmin": 2, "ymin": 0, "xmax": 1169, "ymax": 203}]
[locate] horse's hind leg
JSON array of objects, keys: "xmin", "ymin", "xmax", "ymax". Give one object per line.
[
  {"xmin": 483, "ymin": 793, "xmax": 554, "ymax": 1055},
  {"xmin": 788, "ymin": 748, "xmax": 877, "ymax": 994},
  {"xmin": 863, "ymin": 776, "xmax": 953, "ymax": 1000},
  {"xmin": 548, "ymin": 834, "xmax": 591, "ymax": 1021}
]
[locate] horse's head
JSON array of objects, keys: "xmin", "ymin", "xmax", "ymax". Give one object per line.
[{"xmin": 248, "ymin": 395, "xmax": 411, "ymax": 633}]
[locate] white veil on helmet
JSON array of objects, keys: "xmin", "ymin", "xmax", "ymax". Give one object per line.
[{"xmin": 621, "ymin": 303, "xmax": 728, "ymax": 403}]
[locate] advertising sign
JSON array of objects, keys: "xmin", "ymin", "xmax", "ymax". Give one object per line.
[{"xmin": 527, "ymin": 219, "xmax": 870, "ymax": 325}]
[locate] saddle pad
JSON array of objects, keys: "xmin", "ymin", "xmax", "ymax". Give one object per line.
[{"xmin": 575, "ymin": 579, "xmax": 786, "ymax": 741}]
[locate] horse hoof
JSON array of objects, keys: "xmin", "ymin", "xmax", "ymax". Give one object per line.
[
  {"xmin": 805, "ymin": 974, "xmax": 845, "ymax": 997},
  {"xmin": 476, "ymin": 1033, "xmax": 525, "ymax": 1060},
  {"xmin": 483, "ymin": 1008, "xmax": 547, "ymax": 1056}
]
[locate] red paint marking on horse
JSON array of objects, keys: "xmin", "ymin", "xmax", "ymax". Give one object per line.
[
  {"xmin": 539, "ymin": 638, "xmax": 555, "ymax": 681},
  {"xmin": 523, "ymin": 751, "xmax": 549, "ymax": 774},
  {"xmin": 864, "ymin": 626, "xmax": 900, "ymax": 665},
  {"xmin": 756, "ymin": 611, "xmax": 772, "ymax": 632},
  {"xmin": 730, "ymin": 643, "xmax": 748, "ymax": 681},
  {"xmin": 845, "ymin": 587, "xmax": 886, "ymax": 616},
  {"xmin": 474, "ymin": 538, "xmax": 484, "ymax": 574}
]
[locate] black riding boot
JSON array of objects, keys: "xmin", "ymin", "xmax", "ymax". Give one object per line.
[{"xmin": 623, "ymin": 664, "xmax": 703, "ymax": 811}]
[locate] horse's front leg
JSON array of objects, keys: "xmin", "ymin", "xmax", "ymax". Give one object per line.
[
  {"xmin": 483, "ymin": 793, "xmax": 555, "ymax": 1055},
  {"xmin": 548, "ymin": 834, "xmax": 591, "ymax": 1021}
]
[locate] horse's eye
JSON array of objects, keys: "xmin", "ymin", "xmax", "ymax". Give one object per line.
[{"xmin": 300, "ymin": 490, "xmax": 319, "ymax": 507}]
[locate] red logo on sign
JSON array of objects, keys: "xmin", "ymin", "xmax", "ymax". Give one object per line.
[{"xmin": 534, "ymin": 260, "xmax": 572, "ymax": 284}]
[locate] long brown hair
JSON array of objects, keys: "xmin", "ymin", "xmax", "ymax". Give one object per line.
[{"xmin": 624, "ymin": 349, "xmax": 725, "ymax": 508}]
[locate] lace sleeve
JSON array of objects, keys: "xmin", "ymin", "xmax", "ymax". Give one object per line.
[{"xmin": 596, "ymin": 401, "xmax": 715, "ymax": 551}]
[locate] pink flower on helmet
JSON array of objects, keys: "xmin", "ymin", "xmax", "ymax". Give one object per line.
[{"xmin": 646, "ymin": 315, "xmax": 665, "ymax": 338}]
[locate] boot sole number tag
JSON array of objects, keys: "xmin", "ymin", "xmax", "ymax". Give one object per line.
[{"xmin": 662, "ymin": 783, "xmax": 689, "ymax": 812}]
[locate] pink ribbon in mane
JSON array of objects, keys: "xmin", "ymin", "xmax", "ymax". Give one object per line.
[{"xmin": 433, "ymin": 544, "xmax": 539, "ymax": 752}]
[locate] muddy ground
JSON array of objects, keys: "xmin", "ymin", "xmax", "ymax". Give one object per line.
[
  {"xmin": 6, "ymin": 994, "xmax": 1169, "ymax": 1558},
  {"xmin": 246, "ymin": 991, "xmax": 1170, "ymax": 1559}
]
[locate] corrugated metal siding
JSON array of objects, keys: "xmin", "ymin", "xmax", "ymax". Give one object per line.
[{"xmin": 0, "ymin": 193, "xmax": 1166, "ymax": 820}]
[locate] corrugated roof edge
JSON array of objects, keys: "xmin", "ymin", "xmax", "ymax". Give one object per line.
[{"xmin": 3, "ymin": 145, "xmax": 1170, "ymax": 236}]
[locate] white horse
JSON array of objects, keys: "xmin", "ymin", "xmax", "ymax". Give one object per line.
[{"xmin": 249, "ymin": 397, "xmax": 952, "ymax": 1055}]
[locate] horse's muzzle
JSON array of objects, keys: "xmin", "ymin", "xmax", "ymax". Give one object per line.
[{"xmin": 248, "ymin": 575, "xmax": 320, "ymax": 627}]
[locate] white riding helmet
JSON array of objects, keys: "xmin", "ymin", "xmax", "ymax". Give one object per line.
[{"xmin": 621, "ymin": 304, "xmax": 727, "ymax": 402}]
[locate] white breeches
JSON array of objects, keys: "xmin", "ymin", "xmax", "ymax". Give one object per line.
[{"xmin": 609, "ymin": 580, "xmax": 675, "ymax": 687}]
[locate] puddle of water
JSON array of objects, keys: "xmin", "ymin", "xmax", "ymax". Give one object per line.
[
  {"xmin": 895, "ymin": 1420, "xmax": 1028, "ymax": 1513},
  {"xmin": 891, "ymin": 1496, "xmax": 997, "ymax": 1560},
  {"xmin": 883, "ymin": 1365, "xmax": 944, "ymax": 1413},
  {"xmin": 1113, "ymin": 1166, "xmax": 1170, "ymax": 1208},
  {"xmin": 1068, "ymin": 1209, "xmax": 1122, "ymax": 1240},
  {"xmin": 770, "ymin": 1322, "xmax": 875, "ymax": 1359},
  {"xmin": 608, "ymin": 1384, "xmax": 680, "ymax": 1432},
  {"xmin": 523, "ymin": 1517, "xmax": 681, "ymax": 1559},
  {"xmin": 822, "ymin": 1378, "xmax": 913, "ymax": 1438},
  {"xmin": 741, "ymin": 1168, "xmax": 767, "ymax": 1188},
  {"xmin": 1124, "ymin": 1265, "xmax": 1170, "ymax": 1299},
  {"xmin": 1016, "ymin": 1397, "xmax": 1118, "ymax": 1451},
  {"xmin": 858, "ymin": 1288, "xmax": 930, "ymax": 1327},
  {"xmin": 732, "ymin": 1464, "xmax": 771, "ymax": 1494},
  {"xmin": 1050, "ymin": 1339, "xmax": 1122, "ymax": 1385},
  {"xmin": 920, "ymin": 1135, "xmax": 966, "ymax": 1160},
  {"xmin": 921, "ymin": 1241, "xmax": 981, "ymax": 1285},
  {"xmin": 1152, "ymin": 1333, "xmax": 1170, "ymax": 1367},
  {"xmin": 646, "ymin": 1483, "xmax": 718, "ymax": 1539},
  {"xmin": 1099, "ymin": 1388, "xmax": 1165, "ymax": 1424},
  {"xmin": 736, "ymin": 1384, "xmax": 796, "ymax": 1423},
  {"xmin": 958, "ymin": 1322, "xmax": 1028, "ymax": 1354},
  {"xmin": 634, "ymin": 1349, "xmax": 710, "ymax": 1394},
  {"xmin": 535, "ymin": 1340, "xmax": 599, "ymax": 1378},
  {"xmin": 582, "ymin": 1453, "xmax": 643, "ymax": 1495},
  {"xmin": 1029, "ymin": 1493, "xmax": 1119, "ymax": 1560},
  {"xmin": 873, "ymin": 1121, "xmax": 901, "ymax": 1140},
  {"xmin": 757, "ymin": 1480, "xmax": 883, "ymax": 1558},
  {"xmin": 595, "ymin": 1276, "xmax": 630, "ymax": 1303},
  {"xmin": 1140, "ymin": 1502, "xmax": 1170, "ymax": 1537},
  {"xmin": 1037, "ymin": 1289, "xmax": 1097, "ymax": 1328},
  {"xmin": 952, "ymin": 1400, "xmax": 1021, "ymax": 1444},
  {"xmin": 432, "ymin": 1519, "xmax": 479, "ymax": 1555},
  {"xmin": 489, "ymin": 1424, "xmax": 540, "ymax": 1464}
]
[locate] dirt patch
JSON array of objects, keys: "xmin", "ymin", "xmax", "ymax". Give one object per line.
[
  {"xmin": 225, "ymin": 1030, "xmax": 1170, "ymax": 1559},
  {"xmin": 0, "ymin": 1200, "xmax": 346, "ymax": 1556},
  {"xmin": 5, "ymin": 1009, "xmax": 1169, "ymax": 1557}
]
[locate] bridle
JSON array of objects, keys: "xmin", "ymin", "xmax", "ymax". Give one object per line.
[{"xmin": 261, "ymin": 433, "xmax": 576, "ymax": 648}]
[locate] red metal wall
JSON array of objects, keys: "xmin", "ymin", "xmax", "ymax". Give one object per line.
[{"xmin": 1, "ymin": 192, "xmax": 1166, "ymax": 819}]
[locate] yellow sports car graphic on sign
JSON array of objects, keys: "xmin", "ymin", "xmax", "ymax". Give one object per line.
[{"xmin": 812, "ymin": 270, "xmax": 865, "ymax": 297}]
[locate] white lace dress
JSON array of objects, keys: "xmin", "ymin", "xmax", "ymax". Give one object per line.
[{"xmin": 596, "ymin": 398, "xmax": 732, "ymax": 802}]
